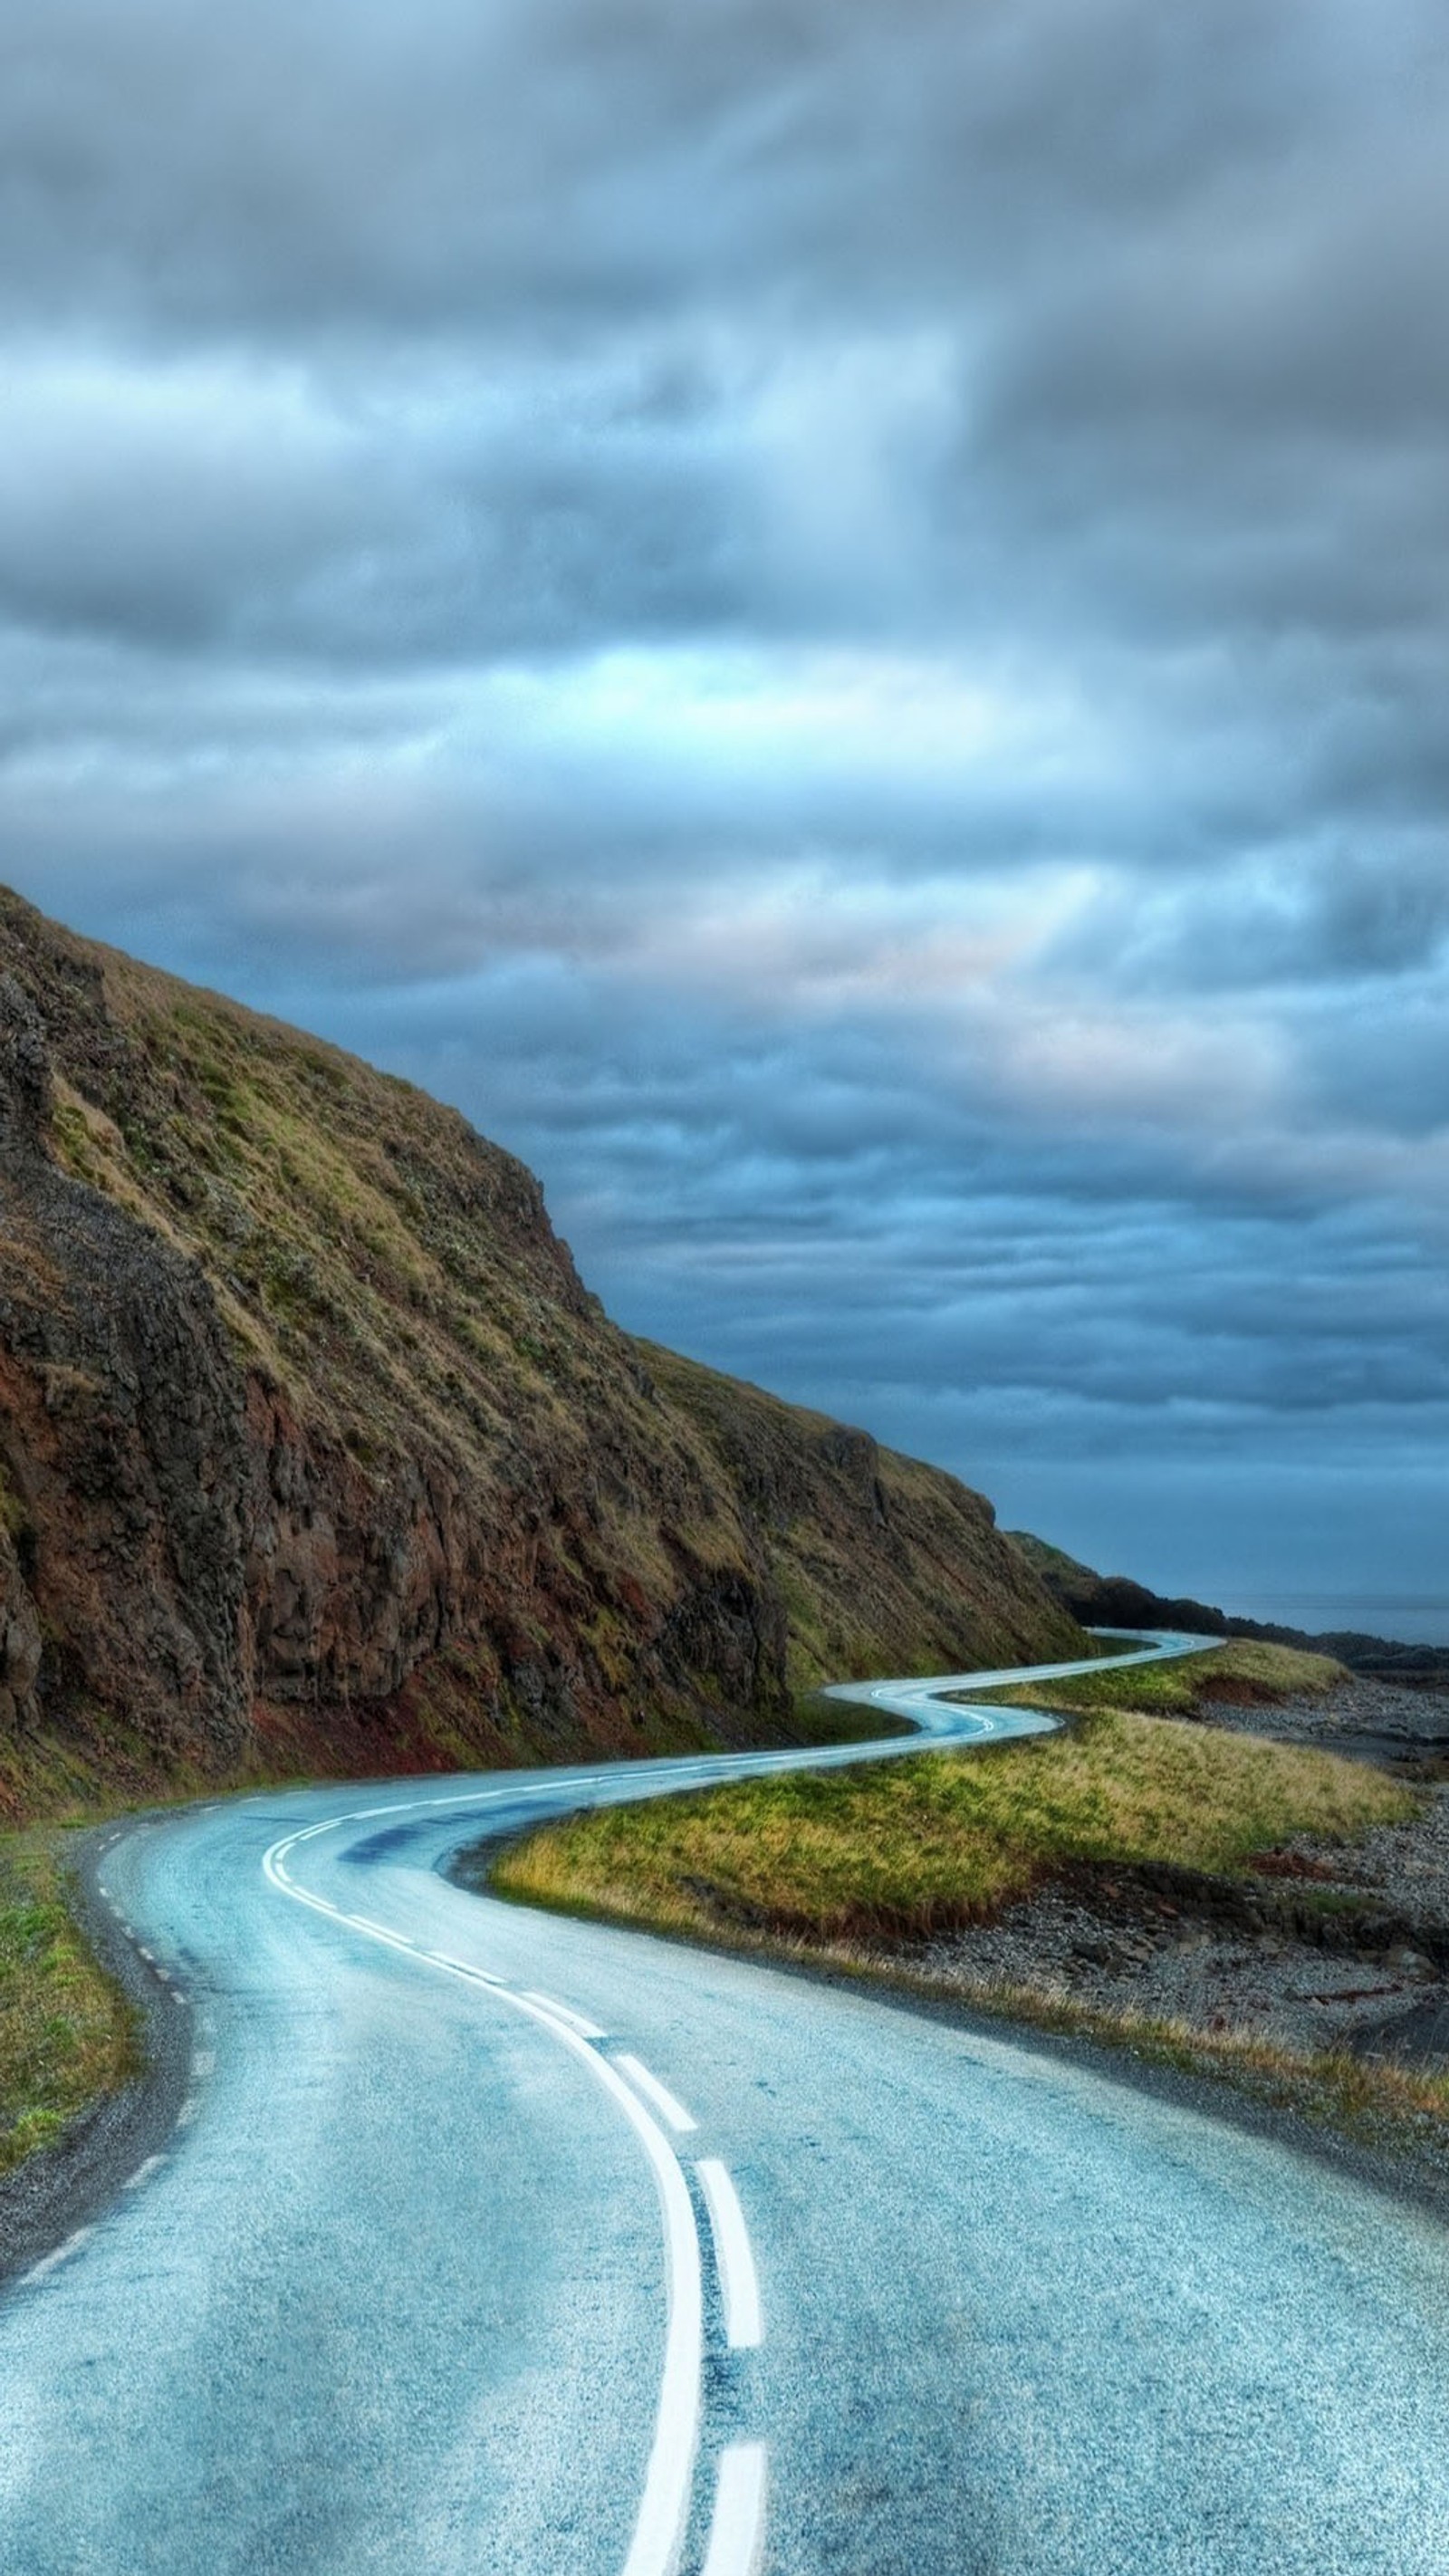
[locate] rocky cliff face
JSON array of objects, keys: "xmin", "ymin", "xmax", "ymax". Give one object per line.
[{"xmin": 0, "ymin": 888, "xmax": 1081, "ymax": 1814}]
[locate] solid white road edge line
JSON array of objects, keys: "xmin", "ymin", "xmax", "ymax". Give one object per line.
[
  {"xmin": 523, "ymin": 1990, "xmax": 608, "ymax": 2040},
  {"xmin": 700, "ymin": 2442, "xmax": 768, "ymax": 2576},
  {"xmin": 262, "ymin": 1826, "xmax": 703, "ymax": 2576},
  {"xmin": 696, "ymin": 2162, "xmax": 763, "ymax": 2350},
  {"xmin": 618, "ymin": 2055, "xmax": 698, "ymax": 2135},
  {"xmin": 425, "ymin": 1951, "xmax": 506, "ymax": 1986}
]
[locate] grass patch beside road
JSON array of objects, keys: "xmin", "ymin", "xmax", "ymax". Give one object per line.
[
  {"xmin": 974, "ymin": 1639, "xmax": 1346, "ymax": 1720},
  {"xmin": 784, "ymin": 1694, "xmax": 916, "ymax": 1748},
  {"xmin": 491, "ymin": 1707, "xmax": 1410, "ymax": 1945},
  {"xmin": 0, "ymin": 1835, "xmax": 137, "ymax": 2176},
  {"xmin": 489, "ymin": 1709, "xmax": 1444, "ymax": 2161}
]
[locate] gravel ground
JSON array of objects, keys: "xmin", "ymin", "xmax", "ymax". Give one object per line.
[
  {"xmin": 1206, "ymin": 1677, "xmax": 1449, "ymax": 1778},
  {"xmin": 907, "ymin": 1681, "xmax": 1449, "ymax": 2071}
]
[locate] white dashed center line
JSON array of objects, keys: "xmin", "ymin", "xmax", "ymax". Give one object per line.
[
  {"xmin": 617, "ymin": 2054, "xmax": 698, "ymax": 2135},
  {"xmin": 696, "ymin": 2162, "xmax": 763, "ymax": 2350},
  {"xmin": 700, "ymin": 2441, "xmax": 768, "ymax": 2576}
]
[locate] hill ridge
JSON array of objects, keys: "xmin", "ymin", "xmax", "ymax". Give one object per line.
[{"xmin": 0, "ymin": 885, "xmax": 1080, "ymax": 1816}]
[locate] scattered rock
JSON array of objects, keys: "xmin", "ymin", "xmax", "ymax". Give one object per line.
[{"xmin": 897, "ymin": 1713, "xmax": 1449, "ymax": 2073}]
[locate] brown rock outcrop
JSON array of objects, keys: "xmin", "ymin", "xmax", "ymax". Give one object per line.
[{"xmin": 0, "ymin": 887, "xmax": 1082, "ymax": 1814}]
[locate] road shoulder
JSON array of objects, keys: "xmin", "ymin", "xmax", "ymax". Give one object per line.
[
  {"xmin": 457, "ymin": 1825, "xmax": 1449, "ymax": 2234},
  {"xmin": 0, "ymin": 1832, "xmax": 194, "ymax": 2283}
]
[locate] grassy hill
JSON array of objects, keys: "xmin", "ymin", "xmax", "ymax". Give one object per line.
[{"xmin": 0, "ymin": 886, "xmax": 1081, "ymax": 1815}]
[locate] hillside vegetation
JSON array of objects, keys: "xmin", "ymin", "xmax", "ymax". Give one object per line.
[
  {"xmin": 0, "ymin": 886, "xmax": 1080, "ymax": 1815},
  {"xmin": 975, "ymin": 1639, "xmax": 1347, "ymax": 1719},
  {"xmin": 0, "ymin": 1835, "xmax": 135, "ymax": 2172}
]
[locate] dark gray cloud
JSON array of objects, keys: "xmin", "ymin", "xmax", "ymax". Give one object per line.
[{"xmin": 2, "ymin": 0, "xmax": 1446, "ymax": 1607}]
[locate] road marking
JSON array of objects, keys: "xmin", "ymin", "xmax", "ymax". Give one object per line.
[
  {"xmin": 194, "ymin": 2050, "xmax": 216, "ymax": 2077},
  {"xmin": 263, "ymin": 1830, "xmax": 704, "ymax": 2576},
  {"xmin": 124, "ymin": 2156, "xmax": 167, "ymax": 2192},
  {"xmin": 696, "ymin": 2162, "xmax": 763, "ymax": 2350},
  {"xmin": 252, "ymin": 1638, "xmax": 1214, "ymax": 2575},
  {"xmin": 24, "ymin": 2227, "xmax": 92, "ymax": 2285},
  {"xmin": 574, "ymin": 2033, "xmax": 701, "ymax": 2576},
  {"xmin": 617, "ymin": 2055, "xmax": 697, "ymax": 2134},
  {"xmin": 349, "ymin": 1913, "xmax": 420, "ymax": 1950},
  {"xmin": 700, "ymin": 2443, "xmax": 768, "ymax": 2576},
  {"xmin": 178, "ymin": 2097, "xmax": 198, "ymax": 2126},
  {"xmin": 139, "ymin": 1947, "xmax": 155, "ymax": 1966},
  {"xmin": 523, "ymin": 1991, "xmax": 606, "ymax": 2040},
  {"xmin": 172, "ymin": 1989, "xmax": 189, "ymax": 2007},
  {"xmin": 424, "ymin": 1950, "xmax": 506, "ymax": 1987}
]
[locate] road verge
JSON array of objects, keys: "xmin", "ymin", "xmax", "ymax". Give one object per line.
[
  {"xmin": 0, "ymin": 1829, "xmax": 192, "ymax": 2279},
  {"xmin": 482, "ymin": 1668, "xmax": 1449, "ymax": 2186}
]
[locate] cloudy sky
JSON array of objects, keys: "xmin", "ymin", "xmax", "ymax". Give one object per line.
[{"xmin": 4, "ymin": 0, "xmax": 1447, "ymax": 1614}]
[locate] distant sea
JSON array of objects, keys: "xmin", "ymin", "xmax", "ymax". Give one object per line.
[{"xmin": 1220, "ymin": 1593, "xmax": 1449, "ymax": 1648}]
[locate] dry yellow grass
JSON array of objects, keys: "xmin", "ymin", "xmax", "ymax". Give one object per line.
[
  {"xmin": 491, "ymin": 1717, "xmax": 1444, "ymax": 2152},
  {"xmin": 493, "ymin": 1708, "xmax": 1413, "ymax": 1943}
]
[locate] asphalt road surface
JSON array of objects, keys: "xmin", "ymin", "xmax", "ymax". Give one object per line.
[{"xmin": 5, "ymin": 1633, "xmax": 1449, "ymax": 2574}]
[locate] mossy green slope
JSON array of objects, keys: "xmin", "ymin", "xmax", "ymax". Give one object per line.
[{"xmin": 0, "ymin": 885, "xmax": 1081, "ymax": 1812}]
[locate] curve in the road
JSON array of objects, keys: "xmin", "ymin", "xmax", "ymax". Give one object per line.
[
  {"xmin": 9, "ymin": 1628, "xmax": 1449, "ymax": 2576},
  {"xmin": 260, "ymin": 1629, "xmax": 1217, "ymax": 2575}
]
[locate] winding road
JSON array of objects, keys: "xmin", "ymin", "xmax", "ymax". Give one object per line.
[{"xmin": 5, "ymin": 1632, "xmax": 1449, "ymax": 2573}]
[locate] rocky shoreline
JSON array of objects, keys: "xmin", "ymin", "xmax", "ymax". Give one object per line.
[{"xmin": 905, "ymin": 1678, "xmax": 1449, "ymax": 2071}]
